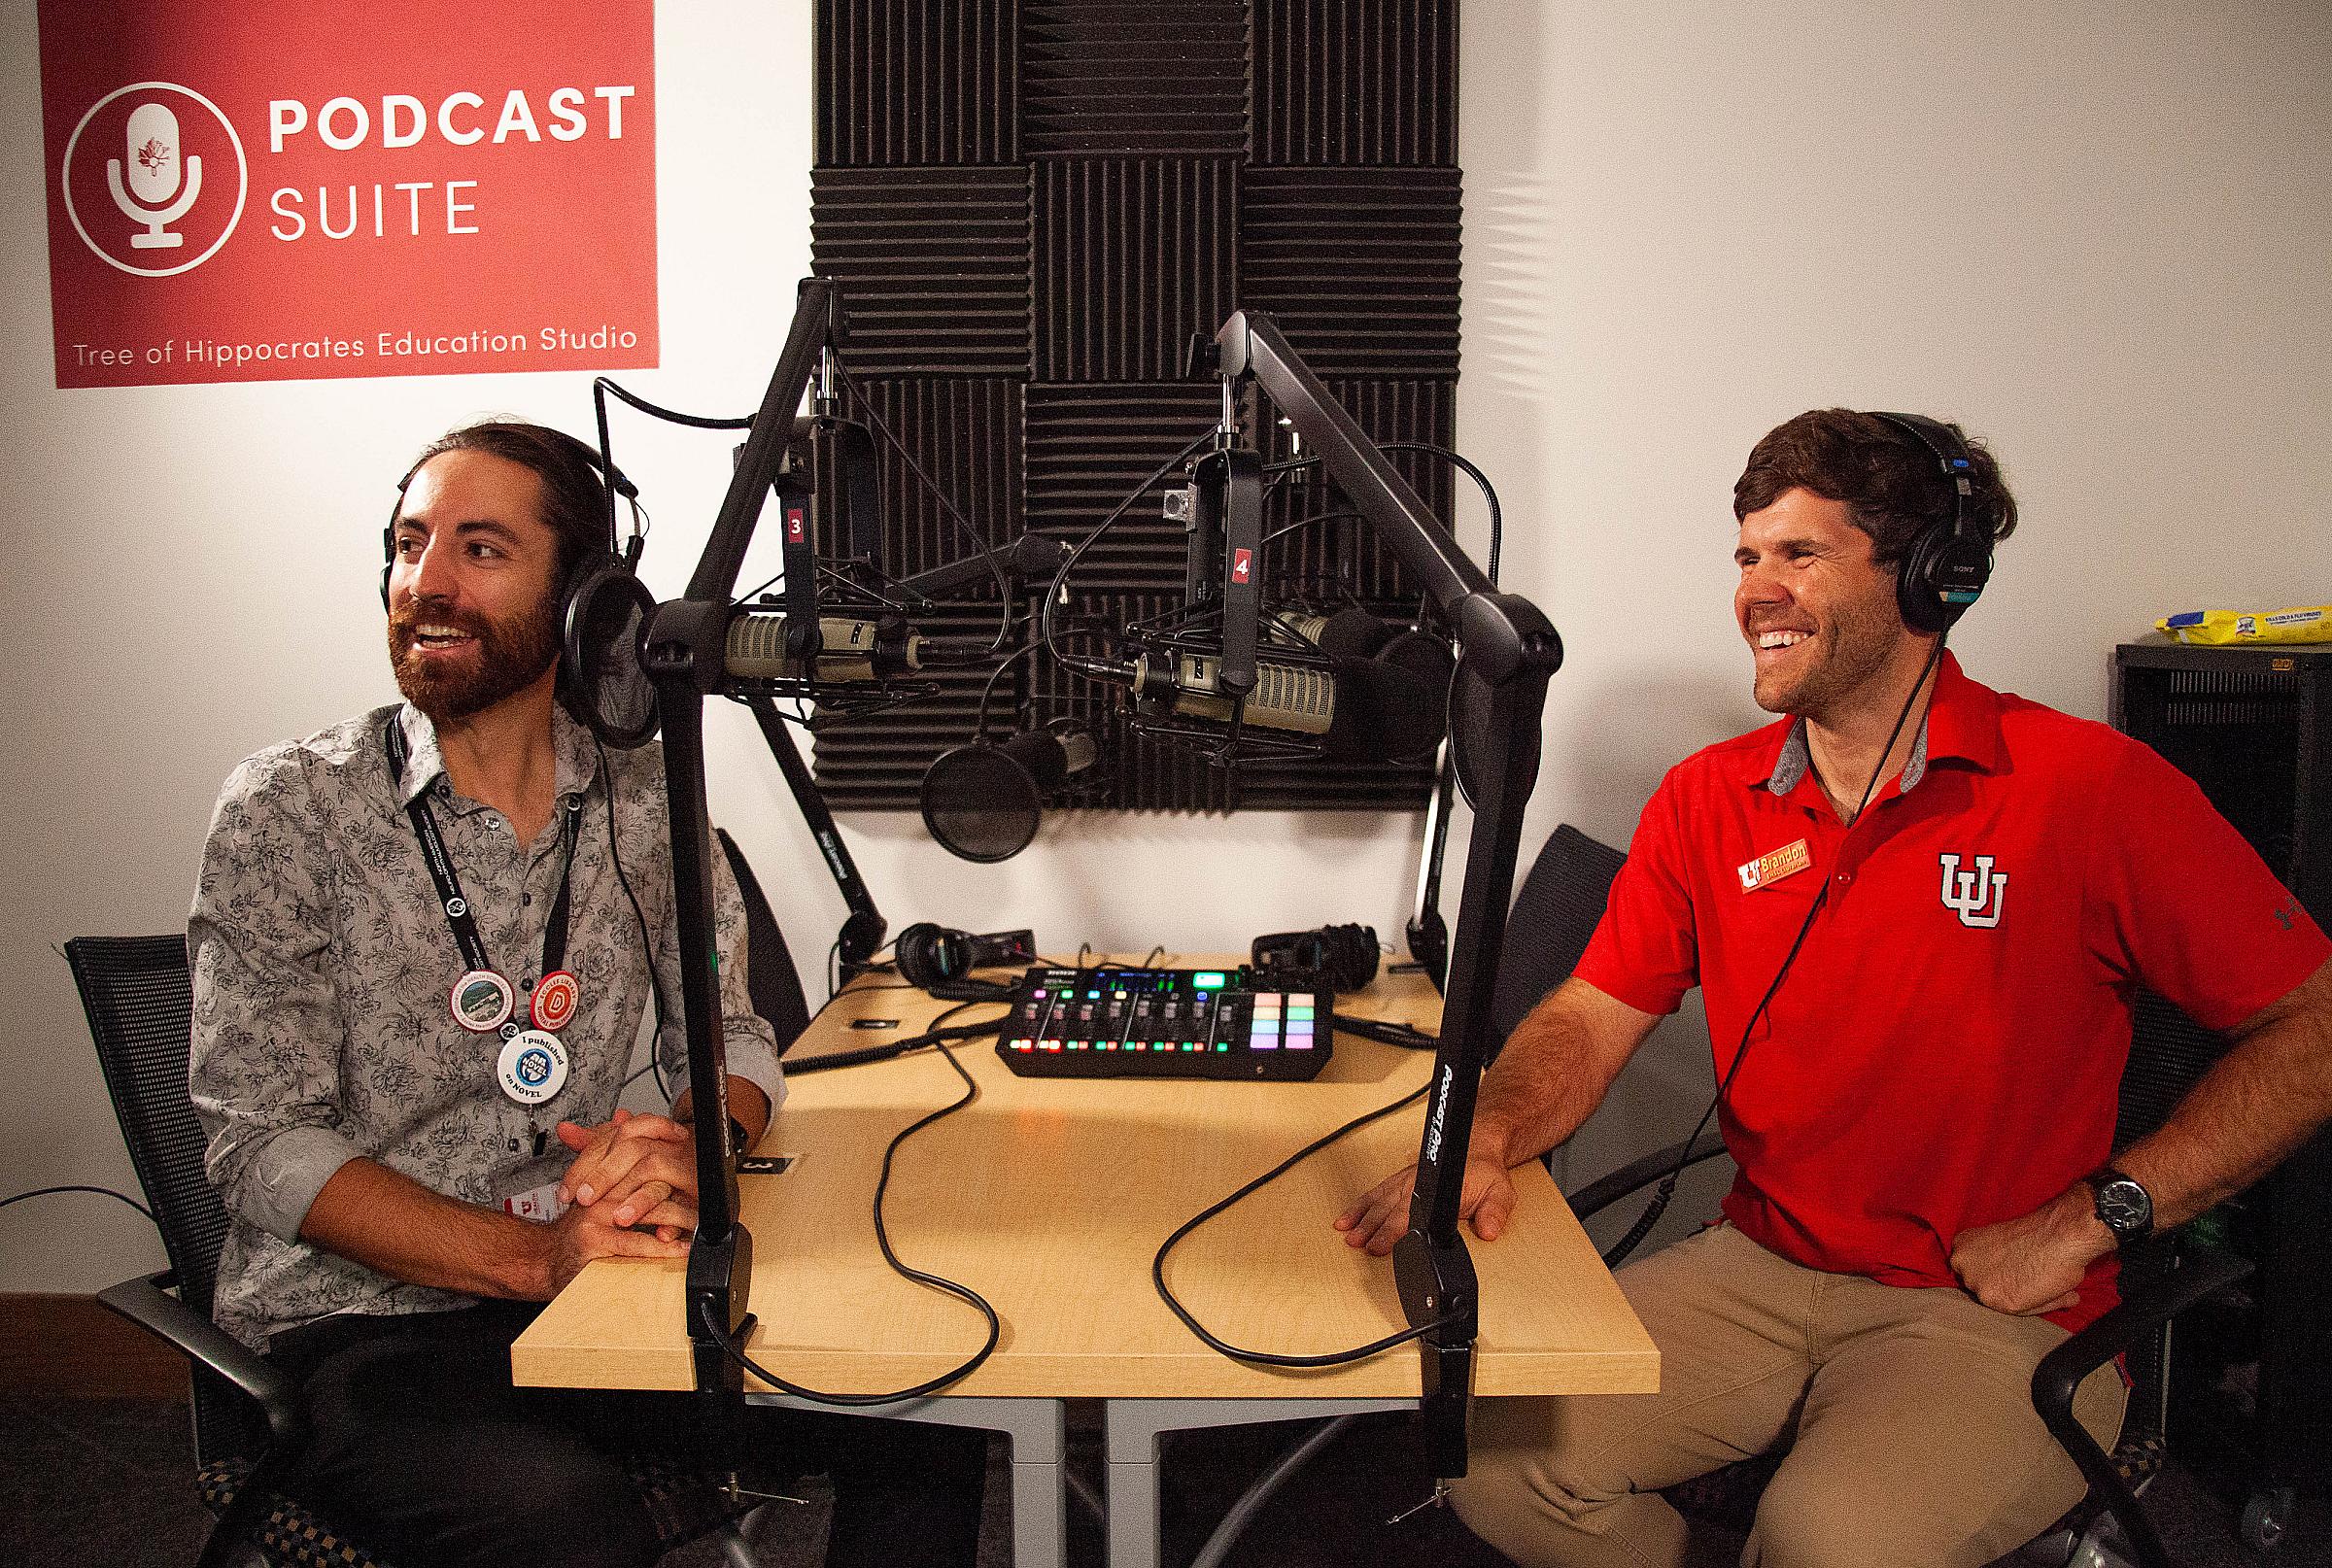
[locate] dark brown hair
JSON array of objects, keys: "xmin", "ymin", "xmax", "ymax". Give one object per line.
[
  {"xmin": 1732, "ymin": 408, "xmax": 2017, "ymax": 566},
  {"xmin": 396, "ymin": 420, "xmax": 612, "ymax": 582}
]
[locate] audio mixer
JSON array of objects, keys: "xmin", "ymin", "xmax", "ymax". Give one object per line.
[{"xmin": 995, "ymin": 965, "xmax": 1333, "ymax": 1079}]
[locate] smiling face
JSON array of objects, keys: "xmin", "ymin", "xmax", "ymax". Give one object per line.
[
  {"xmin": 386, "ymin": 449, "xmax": 565, "ymax": 723},
  {"xmin": 1733, "ymin": 487, "xmax": 1917, "ymax": 723}
]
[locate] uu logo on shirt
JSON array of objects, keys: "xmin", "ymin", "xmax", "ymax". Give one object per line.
[{"xmin": 1938, "ymin": 852, "xmax": 2008, "ymax": 929}]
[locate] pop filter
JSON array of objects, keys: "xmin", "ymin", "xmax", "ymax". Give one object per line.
[
  {"xmin": 563, "ymin": 564, "xmax": 660, "ymax": 749},
  {"xmin": 920, "ymin": 724, "xmax": 1098, "ymax": 862}
]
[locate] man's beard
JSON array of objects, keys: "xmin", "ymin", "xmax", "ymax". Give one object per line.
[
  {"xmin": 1751, "ymin": 597, "xmax": 1903, "ymax": 721},
  {"xmin": 389, "ymin": 592, "xmax": 562, "ymax": 723}
]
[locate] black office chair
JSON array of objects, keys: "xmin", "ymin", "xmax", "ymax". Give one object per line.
[
  {"xmin": 1506, "ymin": 830, "xmax": 2256, "ymax": 1568},
  {"xmin": 716, "ymin": 828, "xmax": 813, "ymax": 1054},
  {"xmin": 65, "ymin": 935, "xmax": 762, "ymax": 1568}
]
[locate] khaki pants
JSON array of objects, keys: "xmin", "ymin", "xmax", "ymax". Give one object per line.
[{"xmin": 1450, "ymin": 1223, "xmax": 2127, "ymax": 1568}]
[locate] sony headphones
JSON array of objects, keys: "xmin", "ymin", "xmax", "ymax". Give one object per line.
[
  {"xmin": 893, "ymin": 922, "xmax": 1038, "ymax": 1002},
  {"xmin": 382, "ymin": 427, "xmax": 660, "ymax": 747},
  {"xmin": 1868, "ymin": 411, "xmax": 1993, "ymax": 636},
  {"xmin": 1250, "ymin": 922, "xmax": 1382, "ymax": 994}
]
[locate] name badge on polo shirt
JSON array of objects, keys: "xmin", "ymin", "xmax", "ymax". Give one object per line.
[{"xmin": 1737, "ymin": 838, "xmax": 1813, "ymax": 893}]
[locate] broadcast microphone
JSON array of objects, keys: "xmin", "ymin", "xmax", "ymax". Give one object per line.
[
  {"xmin": 1128, "ymin": 644, "xmax": 1449, "ymax": 762},
  {"xmin": 725, "ymin": 612, "xmax": 927, "ymax": 683},
  {"xmin": 109, "ymin": 102, "xmax": 202, "ymax": 250},
  {"xmin": 920, "ymin": 722, "xmax": 1099, "ymax": 862}
]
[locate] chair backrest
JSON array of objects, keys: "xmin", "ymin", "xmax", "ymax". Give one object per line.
[
  {"xmin": 65, "ymin": 936, "xmax": 222, "ymax": 1308},
  {"xmin": 64, "ymin": 934, "xmax": 258, "ymax": 1458},
  {"xmin": 1490, "ymin": 824, "xmax": 1629, "ymax": 1047},
  {"xmin": 714, "ymin": 828, "xmax": 812, "ymax": 1054},
  {"xmin": 2118, "ymin": 989, "xmax": 2229, "ymax": 1152}
]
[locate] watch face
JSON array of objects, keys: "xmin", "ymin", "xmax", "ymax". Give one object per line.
[{"xmin": 2096, "ymin": 1177, "xmax": 2150, "ymax": 1234}]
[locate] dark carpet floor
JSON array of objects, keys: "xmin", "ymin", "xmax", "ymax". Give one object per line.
[{"xmin": 6, "ymin": 1394, "xmax": 2321, "ymax": 1567}]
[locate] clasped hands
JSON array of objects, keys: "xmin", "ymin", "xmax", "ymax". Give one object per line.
[
  {"xmin": 556, "ymin": 1108, "xmax": 700, "ymax": 1240},
  {"xmin": 526, "ymin": 1109, "xmax": 703, "ymax": 1295}
]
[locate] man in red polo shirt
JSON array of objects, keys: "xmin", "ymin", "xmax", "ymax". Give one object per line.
[{"xmin": 1336, "ymin": 408, "xmax": 2332, "ymax": 1568}]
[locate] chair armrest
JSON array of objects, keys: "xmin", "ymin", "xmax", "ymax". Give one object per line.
[
  {"xmin": 2027, "ymin": 1239, "xmax": 2251, "ymax": 1568},
  {"xmin": 98, "ymin": 1271, "xmax": 307, "ymax": 1450},
  {"xmin": 2032, "ymin": 1240, "xmax": 2251, "ymax": 1409},
  {"xmin": 1559, "ymin": 1130, "xmax": 1730, "ymax": 1220}
]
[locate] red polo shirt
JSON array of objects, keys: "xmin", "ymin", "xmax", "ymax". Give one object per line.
[{"xmin": 1575, "ymin": 653, "xmax": 2328, "ymax": 1331}]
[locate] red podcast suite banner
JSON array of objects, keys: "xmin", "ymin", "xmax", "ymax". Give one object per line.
[{"xmin": 39, "ymin": 0, "xmax": 657, "ymax": 389}]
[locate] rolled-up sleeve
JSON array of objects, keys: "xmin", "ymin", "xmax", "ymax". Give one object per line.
[
  {"xmin": 188, "ymin": 753, "xmax": 361, "ymax": 1243},
  {"xmin": 653, "ymin": 832, "xmax": 786, "ymax": 1116}
]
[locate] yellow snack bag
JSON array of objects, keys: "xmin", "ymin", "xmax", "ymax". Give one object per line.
[{"xmin": 2156, "ymin": 606, "xmax": 2332, "ymax": 645}]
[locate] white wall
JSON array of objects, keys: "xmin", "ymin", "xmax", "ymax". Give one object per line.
[{"xmin": 5, "ymin": 1, "xmax": 2328, "ymax": 1291}]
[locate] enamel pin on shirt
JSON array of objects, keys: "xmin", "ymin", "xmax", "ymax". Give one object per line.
[
  {"xmin": 497, "ymin": 1029, "xmax": 571, "ymax": 1106},
  {"xmin": 1737, "ymin": 838, "xmax": 1813, "ymax": 893},
  {"xmin": 385, "ymin": 717, "xmax": 584, "ymax": 1103},
  {"xmin": 531, "ymin": 969, "xmax": 580, "ymax": 1033},
  {"xmin": 451, "ymin": 969, "xmax": 516, "ymax": 1032}
]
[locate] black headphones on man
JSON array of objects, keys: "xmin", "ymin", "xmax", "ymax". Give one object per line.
[
  {"xmin": 382, "ymin": 427, "xmax": 660, "ymax": 748},
  {"xmin": 1867, "ymin": 411, "xmax": 1993, "ymax": 635}
]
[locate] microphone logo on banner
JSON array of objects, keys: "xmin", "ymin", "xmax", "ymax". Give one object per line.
[{"xmin": 62, "ymin": 82, "xmax": 248, "ymax": 277}]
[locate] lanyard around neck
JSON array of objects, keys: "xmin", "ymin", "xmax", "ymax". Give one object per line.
[{"xmin": 385, "ymin": 717, "xmax": 581, "ymax": 980}]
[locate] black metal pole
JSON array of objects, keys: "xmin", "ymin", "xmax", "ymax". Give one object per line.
[
  {"xmin": 642, "ymin": 638, "xmax": 753, "ymax": 1396},
  {"xmin": 1215, "ymin": 307, "xmax": 1562, "ymax": 1476},
  {"xmin": 1407, "ymin": 740, "xmax": 1456, "ymax": 991},
  {"xmin": 743, "ymin": 693, "xmax": 887, "ymax": 967},
  {"xmin": 650, "ymin": 280, "xmax": 848, "ymax": 1394}
]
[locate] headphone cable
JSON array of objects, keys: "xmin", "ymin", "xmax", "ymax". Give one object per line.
[
  {"xmin": 1598, "ymin": 632, "xmax": 1950, "ymax": 1266},
  {"xmin": 697, "ymin": 1035, "xmax": 1002, "ymax": 1404},
  {"xmin": 1152, "ymin": 1072, "xmax": 1469, "ymax": 1369}
]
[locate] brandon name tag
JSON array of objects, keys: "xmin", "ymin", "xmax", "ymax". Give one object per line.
[{"xmin": 1737, "ymin": 838, "xmax": 1813, "ymax": 893}]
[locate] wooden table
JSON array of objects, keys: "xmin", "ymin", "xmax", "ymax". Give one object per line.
[{"xmin": 514, "ymin": 959, "xmax": 1658, "ymax": 1565}]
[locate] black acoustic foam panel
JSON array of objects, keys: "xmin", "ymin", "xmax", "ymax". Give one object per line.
[{"xmin": 808, "ymin": 0, "xmax": 1460, "ymax": 812}]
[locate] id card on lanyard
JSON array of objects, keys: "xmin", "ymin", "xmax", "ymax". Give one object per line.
[{"xmin": 385, "ymin": 717, "xmax": 583, "ymax": 1108}]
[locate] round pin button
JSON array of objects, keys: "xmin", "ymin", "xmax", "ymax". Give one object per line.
[
  {"xmin": 497, "ymin": 1029, "xmax": 570, "ymax": 1106},
  {"xmin": 450, "ymin": 970, "xmax": 515, "ymax": 1033},
  {"xmin": 531, "ymin": 970, "xmax": 581, "ymax": 1034}
]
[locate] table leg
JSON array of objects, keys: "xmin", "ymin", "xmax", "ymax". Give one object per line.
[
  {"xmin": 748, "ymin": 1394, "xmax": 1066, "ymax": 1568},
  {"xmin": 1103, "ymin": 1397, "xmax": 1409, "ymax": 1568}
]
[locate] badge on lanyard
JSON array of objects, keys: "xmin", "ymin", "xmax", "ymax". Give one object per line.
[
  {"xmin": 451, "ymin": 969, "xmax": 516, "ymax": 1032},
  {"xmin": 497, "ymin": 1028, "xmax": 571, "ymax": 1106},
  {"xmin": 531, "ymin": 969, "xmax": 581, "ymax": 1033},
  {"xmin": 1737, "ymin": 838, "xmax": 1813, "ymax": 893}
]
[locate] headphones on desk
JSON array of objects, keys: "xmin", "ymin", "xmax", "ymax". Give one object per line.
[
  {"xmin": 382, "ymin": 427, "xmax": 659, "ymax": 748},
  {"xmin": 1868, "ymin": 411, "xmax": 1993, "ymax": 635},
  {"xmin": 893, "ymin": 922, "xmax": 1038, "ymax": 1002},
  {"xmin": 1250, "ymin": 922, "xmax": 1382, "ymax": 993}
]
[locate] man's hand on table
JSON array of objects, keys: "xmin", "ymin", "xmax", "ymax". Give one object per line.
[
  {"xmin": 1334, "ymin": 1149, "xmax": 1519, "ymax": 1257},
  {"xmin": 555, "ymin": 1108, "xmax": 700, "ymax": 1241},
  {"xmin": 1947, "ymin": 1184, "xmax": 2110, "ymax": 1316},
  {"xmin": 533, "ymin": 1184, "xmax": 694, "ymax": 1297}
]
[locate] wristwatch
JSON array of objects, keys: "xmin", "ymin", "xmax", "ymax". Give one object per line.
[{"xmin": 2084, "ymin": 1166, "xmax": 2154, "ymax": 1246}]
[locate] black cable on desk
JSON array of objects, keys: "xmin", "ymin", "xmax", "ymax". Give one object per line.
[
  {"xmin": 1152, "ymin": 1076, "xmax": 1465, "ymax": 1368},
  {"xmin": 780, "ymin": 1014, "xmax": 1001, "ymax": 1075},
  {"xmin": 1330, "ymin": 1012, "xmax": 1439, "ymax": 1050},
  {"xmin": 701, "ymin": 1038, "xmax": 1002, "ymax": 1404}
]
